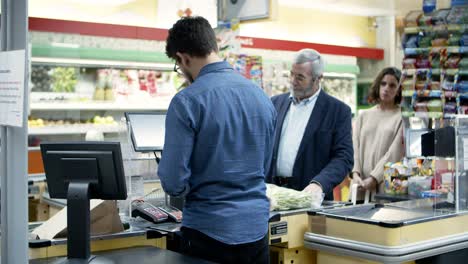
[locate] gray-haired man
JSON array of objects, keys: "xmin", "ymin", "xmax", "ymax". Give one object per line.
[{"xmin": 266, "ymin": 48, "xmax": 354, "ymax": 200}]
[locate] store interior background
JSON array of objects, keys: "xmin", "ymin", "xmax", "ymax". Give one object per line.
[
  {"xmin": 0, "ymin": 0, "xmax": 457, "ymax": 222},
  {"xmin": 3, "ymin": 0, "xmax": 468, "ymax": 263}
]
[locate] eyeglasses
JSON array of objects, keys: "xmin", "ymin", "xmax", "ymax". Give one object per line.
[
  {"xmin": 289, "ymin": 72, "xmax": 320, "ymax": 83},
  {"xmin": 173, "ymin": 62, "xmax": 183, "ymax": 75}
]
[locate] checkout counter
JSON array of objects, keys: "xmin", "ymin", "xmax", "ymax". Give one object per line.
[
  {"xmin": 300, "ymin": 120, "xmax": 468, "ymax": 263},
  {"xmin": 28, "ymin": 114, "xmax": 468, "ymax": 263},
  {"xmin": 268, "ymin": 201, "xmax": 350, "ymax": 263},
  {"xmin": 304, "ymin": 199, "xmax": 468, "ymax": 263},
  {"xmin": 28, "ymin": 218, "xmax": 211, "ymax": 263}
]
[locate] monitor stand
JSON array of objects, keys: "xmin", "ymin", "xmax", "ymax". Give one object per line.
[{"xmin": 54, "ymin": 182, "xmax": 96, "ymax": 264}]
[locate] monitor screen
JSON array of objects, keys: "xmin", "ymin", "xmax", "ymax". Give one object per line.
[
  {"xmin": 405, "ymin": 129, "xmax": 430, "ymax": 158},
  {"xmin": 125, "ymin": 112, "xmax": 166, "ymax": 152},
  {"xmin": 40, "ymin": 141, "xmax": 127, "ymax": 200}
]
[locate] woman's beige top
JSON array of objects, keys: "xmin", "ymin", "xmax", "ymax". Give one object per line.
[{"xmin": 352, "ymin": 105, "xmax": 404, "ymax": 193}]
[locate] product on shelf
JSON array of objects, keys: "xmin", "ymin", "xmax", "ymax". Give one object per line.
[
  {"xmin": 28, "ymin": 115, "xmax": 117, "ymax": 127},
  {"xmin": 31, "ymin": 66, "xmax": 52, "ymax": 92},
  {"xmin": 50, "ymin": 67, "xmax": 78, "ymax": 93},
  {"xmin": 444, "ymin": 101, "xmax": 457, "ymax": 113},
  {"xmin": 401, "ymin": 5, "xmax": 468, "ymax": 118},
  {"xmin": 404, "ymin": 10, "xmax": 423, "ymax": 27},
  {"xmin": 446, "ymin": 5, "xmax": 468, "ymax": 24},
  {"xmin": 427, "ymin": 99, "xmax": 443, "ymax": 111},
  {"xmin": 227, "ymin": 54, "xmax": 263, "ymax": 88},
  {"xmin": 431, "ymin": 9, "xmax": 451, "ymax": 25}
]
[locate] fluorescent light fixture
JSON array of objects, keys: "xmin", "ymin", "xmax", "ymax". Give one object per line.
[{"xmin": 51, "ymin": 42, "xmax": 80, "ymax": 49}]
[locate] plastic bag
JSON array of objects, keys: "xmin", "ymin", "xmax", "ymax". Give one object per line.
[{"xmin": 266, "ymin": 183, "xmax": 324, "ymax": 211}]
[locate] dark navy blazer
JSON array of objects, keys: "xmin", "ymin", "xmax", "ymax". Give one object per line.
[{"xmin": 266, "ymin": 91, "xmax": 354, "ymax": 200}]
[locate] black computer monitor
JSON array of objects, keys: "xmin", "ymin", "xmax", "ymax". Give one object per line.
[
  {"xmin": 125, "ymin": 111, "xmax": 166, "ymax": 152},
  {"xmin": 40, "ymin": 141, "xmax": 127, "ymax": 263},
  {"xmin": 41, "ymin": 141, "xmax": 127, "ymax": 200}
]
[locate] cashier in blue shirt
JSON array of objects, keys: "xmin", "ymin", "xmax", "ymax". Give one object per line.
[{"xmin": 158, "ymin": 16, "xmax": 276, "ymax": 264}]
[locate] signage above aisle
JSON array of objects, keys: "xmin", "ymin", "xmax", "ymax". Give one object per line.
[{"xmin": 28, "ymin": 17, "xmax": 384, "ymax": 60}]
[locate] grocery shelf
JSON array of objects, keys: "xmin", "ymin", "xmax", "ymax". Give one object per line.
[
  {"xmin": 410, "ymin": 156, "xmax": 455, "ymax": 160},
  {"xmin": 404, "ymin": 46, "xmax": 464, "ymax": 55},
  {"xmin": 404, "ymin": 24, "xmax": 468, "ymax": 34},
  {"xmin": 402, "ymin": 111, "xmax": 445, "ymax": 119},
  {"xmin": 402, "ymin": 90, "xmax": 415, "ymax": 97},
  {"xmin": 402, "ymin": 90, "xmax": 443, "ymax": 98},
  {"xmin": 30, "ymin": 100, "xmax": 171, "ymax": 111},
  {"xmin": 29, "ymin": 124, "xmax": 124, "ymax": 135},
  {"xmin": 403, "ymin": 68, "xmax": 463, "ymax": 76},
  {"xmin": 404, "ymin": 48, "xmax": 430, "ymax": 55},
  {"xmin": 460, "ymin": 69, "xmax": 468, "ymax": 75}
]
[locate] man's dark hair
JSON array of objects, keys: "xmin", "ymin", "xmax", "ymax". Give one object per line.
[
  {"xmin": 165, "ymin": 16, "xmax": 218, "ymax": 61},
  {"xmin": 368, "ymin": 67, "xmax": 402, "ymax": 105}
]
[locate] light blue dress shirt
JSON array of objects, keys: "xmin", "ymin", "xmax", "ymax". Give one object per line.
[
  {"xmin": 158, "ymin": 61, "xmax": 276, "ymax": 245},
  {"xmin": 276, "ymin": 88, "xmax": 321, "ymax": 177}
]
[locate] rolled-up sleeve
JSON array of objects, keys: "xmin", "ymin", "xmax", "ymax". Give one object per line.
[{"xmin": 157, "ymin": 95, "xmax": 196, "ymax": 197}]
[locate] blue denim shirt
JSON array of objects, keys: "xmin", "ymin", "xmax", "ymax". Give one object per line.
[{"xmin": 158, "ymin": 61, "xmax": 276, "ymax": 245}]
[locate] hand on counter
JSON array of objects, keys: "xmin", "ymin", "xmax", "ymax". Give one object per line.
[
  {"xmin": 360, "ymin": 176, "xmax": 377, "ymax": 191},
  {"xmin": 351, "ymin": 172, "xmax": 363, "ymax": 187},
  {"xmin": 302, "ymin": 183, "xmax": 323, "ymax": 194}
]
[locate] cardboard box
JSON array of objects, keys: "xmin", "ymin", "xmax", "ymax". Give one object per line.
[{"xmin": 31, "ymin": 200, "xmax": 124, "ymax": 240}]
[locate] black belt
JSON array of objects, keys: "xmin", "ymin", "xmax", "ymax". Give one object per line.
[{"xmin": 274, "ymin": 176, "xmax": 293, "ymax": 187}]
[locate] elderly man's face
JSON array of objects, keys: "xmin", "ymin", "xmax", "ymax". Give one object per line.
[{"xmin": 289, "ymin": 62, "xmax": 319, "ymax": 101}]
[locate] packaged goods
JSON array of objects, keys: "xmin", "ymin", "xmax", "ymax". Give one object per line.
[
  {"xmin": 383, "ymin": 162, "xmax": 413, "ymax": 195},
  {"xmin": 431, "ymin": 38, "xmax": 448, "ymax": 47},
  {"xmin": 408, "ymin": 176, "xmax": 433, "ymax": 197},
  {"xmin": 402, "ymin": 78, "xmax": 415, "ymax": 90},
  {"xmin": 415, "ymin": 81, "xmax": 426, "ymax": 90},
  {"xmin": 427, "ymin": 99, "xmax": 443, "ymax": 112},
  {"xmin": 416, "ymin": 58, "xmax": 431, "ymax": 68},
  {"xmin": 459, "ymin": 58, "xmax": 468, "ymax": 68},
  {"xmin": 444, "ymin": 102, "xmax": 457, "ymax": 114},
  {"xmin": 456, "ymin": 81, "xmax": 468, "ymax": 93},
  {"xmin": 384, "ymin": 173, "xmax": 409, "ymax": 195},
  {"xmin": 460, "ymin": 105, "xmax": 468, "ymax": 114},
  {"xmin": 423, "ymin": 0, "xmax": 436, "ymax": 14},
  {"xmin": 448, "ymin": 35, "xmax": 461, "ymax": 46},
  {"xmin": 442, "ymin": 80, "xmax": 455, "ymax": 91},
  {"xmin": 405, "ymin": 10, "xmax": 423, "ymax": 27},
  {"xmin": 421, "ymin": 189, "xmax": 447, "ymax": 198},
  {"xmin": 461, "ymin": 35, "xmax": 468, "ymax": 46},
  {"xmin": 431, "ymin": 9, "xmax": 450, "ymax": 25},
  {"xmin": 419, "ymin": 15, "xmax": 433, "ymax": 26},
  {"xmin": 446, "ymin": 5, "xmax": 468, "ymax": 24},
  {"xmin": 414, "ymin": 101, "xmax": 429, "ymax": 112},
  {"xmin": 429, "ymin": 81, "xmax": 440, "ymax": 90},
  {"xmin": 445, "ymin": 56, "xmax": 461, "ymax": 68},
  {"xmin": 419, "ymin": 36, "xmax": 433, "ymax": 48},
  {"xmin": 403, "ymin": 58, "xmax": 417, "ymax": 69}
]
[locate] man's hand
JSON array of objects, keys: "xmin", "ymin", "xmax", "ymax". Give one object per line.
[
  {"xmin": 360, "ymin": 176, "xmax": 377, "ymax": 191},
  {"xmin": 351, "ymin": 172, "xmax": 363, "ymax": 186},
  {"xmin": 302, "ymin": 183, "xmax": 323, "ymax": 194}
]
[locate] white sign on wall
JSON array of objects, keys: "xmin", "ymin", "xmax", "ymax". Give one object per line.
[{"xmin": 0, "ymin": 50, "xmax": 26, "ymax": 127}]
